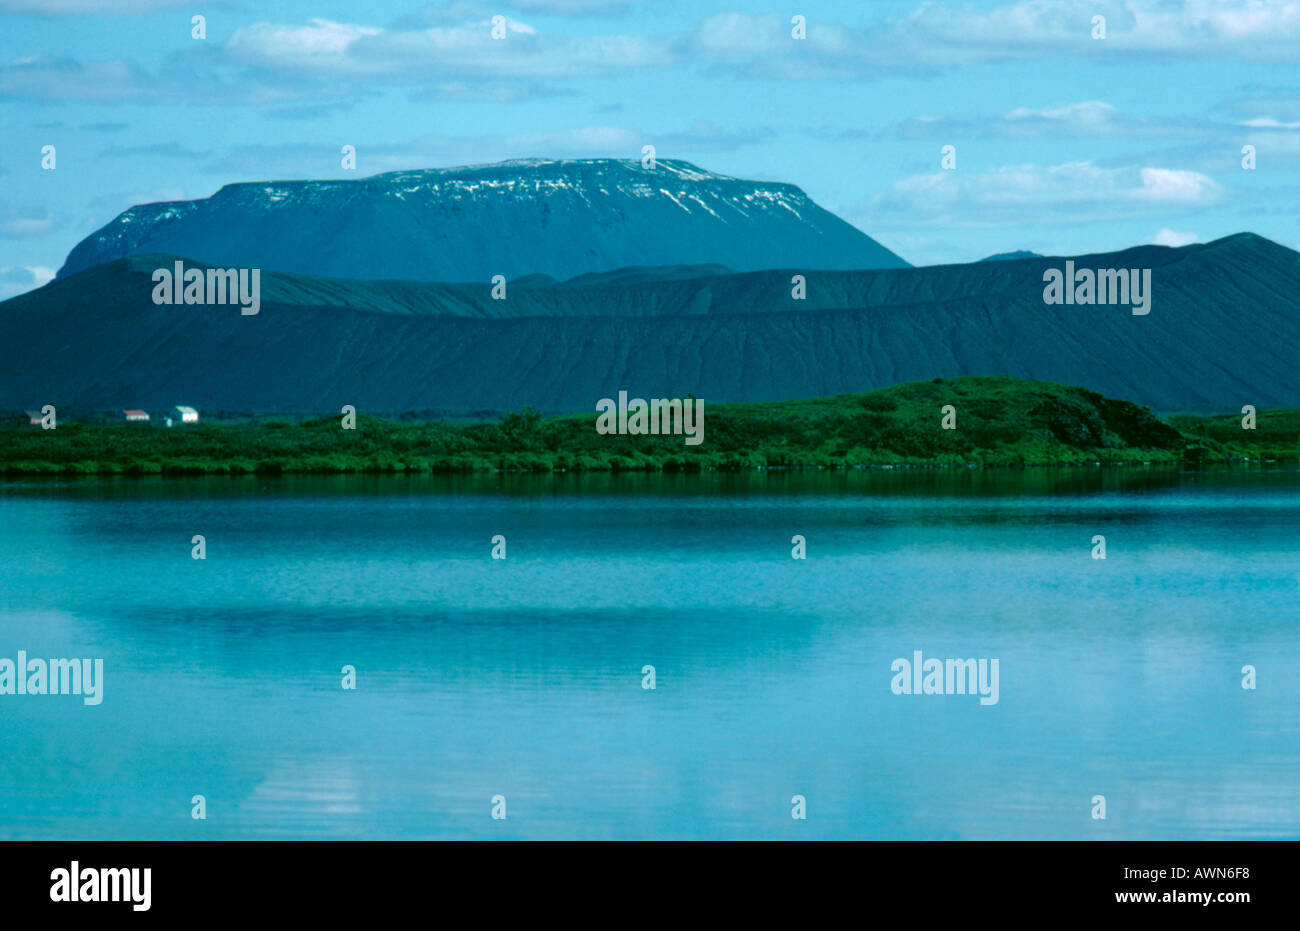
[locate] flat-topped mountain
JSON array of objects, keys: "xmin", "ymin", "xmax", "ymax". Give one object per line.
[{"xmin": 57, "ymin": 159, "xmax": 910, "ymax": 282}]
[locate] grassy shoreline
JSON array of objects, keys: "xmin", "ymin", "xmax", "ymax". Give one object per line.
[{"xmin": 2, "ymin": 377, "xmax": 1295, "ymax": 476}]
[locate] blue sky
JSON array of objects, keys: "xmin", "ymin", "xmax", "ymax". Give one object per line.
[{"xmin": 2, "ymin": 0, "xmax": 1298, "ymax": 296}]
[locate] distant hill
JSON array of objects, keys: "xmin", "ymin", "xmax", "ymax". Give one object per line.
[
  {"xmin": 5, "ymin": 376, "xmax": 1294, "ymax": 475},
  {"xmin": 58, "ymin": 159, "xmax": 910, "ymax": 282},
  {"xmin": 979, "ymin": 250, "xmax": 1043, "ymax": 262},
  {"xmin": 2, "ymin": 233, "xmax": 1294, "ymax": 414}
]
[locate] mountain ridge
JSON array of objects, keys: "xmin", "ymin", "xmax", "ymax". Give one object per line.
[{"xmin": 6, "ymin": 232, "xmax": 1295, "ymax": 414}]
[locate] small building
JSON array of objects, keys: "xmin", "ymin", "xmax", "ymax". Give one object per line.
[
  {"xmin": 25, "ymin": 410, "xmax": 43, "ymax": 426},
  {"xmin": 170, "ymin": 406, "xmax": 199, "ymax": 425},
  {"xmin": 124, "ymin": 410, "xmax": 150, "ymax": 423}
]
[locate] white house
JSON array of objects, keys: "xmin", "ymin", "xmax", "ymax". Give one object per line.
[{"xmin": 170, "ymin": 406, "xmax": 199, "ymax": 424}]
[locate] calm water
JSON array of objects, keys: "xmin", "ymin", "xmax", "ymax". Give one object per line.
[{"xmin": 1, "ymin": 468, "xmax": 1297, "ymax": 840}]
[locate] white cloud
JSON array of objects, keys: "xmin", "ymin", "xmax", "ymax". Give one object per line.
[
  {"xmin": 1134, "ymin": 167, "xmax": 1217, "ymax": 201},
  {"xmin": 869, "ymin": 160, "xmax": 1219, "ymax": 228},
  {"xmin": 693, "ymin": 1, "xmax": 1300, "ymax": 80},
  {"xmin": 0, "ymin": 265, "xmax": 56, "ymax": 299},
  {"xmin": 12, "ymin": 2, "xmax": 1292, "ymax": 113},
  {"xmin": 1153, "ymin": 228, "xmax": 1200, "ymax": 246},
  {"xmin": 1240, "ymin": 117, "xmax": 1300, "ymax": 129},
  {"xmin": 1005, "ymin": 101, "xmax": 1118, "ymax": 125},
  {"xmin": 900, "ymin": 0, "xmax": 1300, "ymax": 59},
  {"xmin": 225, "ymin": 20, "xmax": 384, "ymax": 72},
  {"xmin": 0, "ymin": 10, "xmax": 671, "ymax": 107},
  {"xmin": 224, "ymin": 16, "xmax": 669, "ymax": 80},
  {"xmin": 4, "ymin": 2, "xmax": 1297, "ymax": 117}
]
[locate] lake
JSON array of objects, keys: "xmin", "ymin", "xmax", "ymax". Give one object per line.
[{"xmin": 1, "ymin": 468, "xmax": 1297, "ymax": 839}]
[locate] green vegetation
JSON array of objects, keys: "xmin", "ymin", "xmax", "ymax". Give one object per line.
[
  {"xmin": 1165, "ymin": 409, "xmax": 1300, "ymax": 463},
  {"xmin": 1, "ymin": 377, "xmax": 1294, "ymax": 476}
]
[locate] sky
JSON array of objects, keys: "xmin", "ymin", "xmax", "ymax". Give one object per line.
[{"xmin": 2, "ymin": 0, "xmax": 1299, "ymax": 297}]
